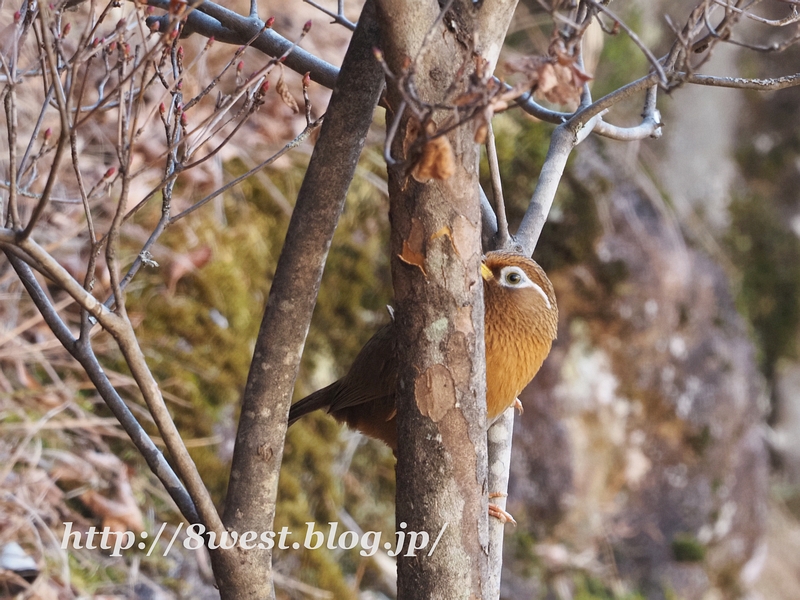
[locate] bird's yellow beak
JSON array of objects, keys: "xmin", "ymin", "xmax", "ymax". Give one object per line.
[{"xmin": 480, "ymin": 262, "xmax": 493, "ymax": 281}]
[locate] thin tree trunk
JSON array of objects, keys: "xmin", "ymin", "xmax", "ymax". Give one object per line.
[
  {"xmin": 213, "ymin": 4, "xmax": 384, "ymax": 597},
  {"xmin": 376, "ymin": 1, "xmax": 489, "ymax": 596}
]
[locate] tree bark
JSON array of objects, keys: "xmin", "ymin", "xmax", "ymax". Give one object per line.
[
  {"xmin": 213, "ymin": 4, "xmax": 384, "ymax": 598},
  {"xmin": 376, "ymin": 1, "xmax": 490, "ymax": 597}
]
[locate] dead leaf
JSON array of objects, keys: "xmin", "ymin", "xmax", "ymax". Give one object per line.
[
  {"xmin": 402, "ymin": 116, "xmax": 422, "ymax": 159},
  {"xmin": 276, "ymin": 65, "xmax": 299, "ymax": 114},
  {"xmin": 504, "ymin": 49, "xmax": 591, "ymax": 108},
  {"xmin": 80, "ymin": 487, "xmax": 144, "ymax": 533},
  {"xmin": 453, "ymin": 91, "xmax": 484, "ymax": 107},
  {"xmin": 411, "ymin": 135, "xmax": 455, "ymax": 182}
]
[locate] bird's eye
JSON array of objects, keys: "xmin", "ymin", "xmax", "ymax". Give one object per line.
[{"xmin": 505, "ymin": 271, "xmax": 522, "ymax": 285}]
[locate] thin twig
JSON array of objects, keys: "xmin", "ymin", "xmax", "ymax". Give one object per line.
[
  {"xmin": 171, "ymin": 117, "xmax": 323, "ymax": 222},
  {"xmin": 713, "ymin": 0, "xmax": 800, "ymax": 26},
  {"xmin": 19, "ymin": 10, "xmax": 72, "ymax": 241},
  {"xmin": 303, "ymin": 0, "xmax": 356, "ymax": 30},
  {"xmin": 5, "ymin": 251, "xmax": 200, "ymax": 523},
  {"xmin": 485, "ymin": 121, "xmax": 510, "ymax": 249},
  {"xmin": 683, "ymin": 71, "xmax": 800, "ymax": 89},
  {"xmin": 384, "ymin": 99, "xmax": 406, "ymax": 165},
  {"xmin": 587, "ymin": 0, "xmax": 668, "ymax": 86}
]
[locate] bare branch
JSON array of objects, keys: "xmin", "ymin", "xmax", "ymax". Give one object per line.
[
  {"xmin": 19, "ymin": 8, "xmax": 73, "ymax": 241},
  {"xmin": 516, "ymin": 110, "xmax": 602, "ymax": 255},
  {"xmin": 303, "ymin": 0, "xmax": 357, "ymax": 30},
  {"xmin": 487, "ymin": 408, "xmax": 515, "ymax": 600},
  {"xmin": 142, "ymin": 0, "xmax": 340, "ymax": 87},
  {"xmin": 485, "ymin": 121, "xmax": 511, "ymax": 249},
  {"xmin": 2, "ymin": 228, "xmax": 221, "ymax": 534},
  {"xmin": 684, "ymin": 71, "xmax": 800, "ymax": 89},
  {"xmin": 480, "ymin": 186, "xmax": 499, "ymax": 251},
  {"xmin": 215, "ymin": 3, "xmax": 384, "ymax": 596},
  {"xmin": 5, "ymin": 252, "xmax": 200, "ymax": 524},
  {"xmin": 713, "ymin": 0, "xmax": 800, "ymax": 27}
]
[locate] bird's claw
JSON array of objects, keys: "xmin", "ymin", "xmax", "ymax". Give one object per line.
[{"xmin": 488, "ymin": 492, "xmax": 516, "ymax": 525}]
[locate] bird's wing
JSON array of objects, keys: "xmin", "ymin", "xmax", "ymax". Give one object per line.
[{"xmin": 327, "ymin": 321, "xmax": 397, "ymax": 412}]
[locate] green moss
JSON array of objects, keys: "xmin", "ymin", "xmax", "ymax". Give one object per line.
[
  {"xmin": 110, "ymin": 144, "xmax": 397, "ymax": 595},
  {"xmin": 725, "ymin": 195, "xmax": 800, "ymax": 377},
  {"xmin": 671, "ymin": 533, "xmax": 706, "ymax": 562},
  {"xmin": 574, "ymin": 573, "xmax": 646, "ymax": 600}
]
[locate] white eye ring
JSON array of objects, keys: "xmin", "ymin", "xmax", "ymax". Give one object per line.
[
  {"xmin": 502, "ymin": 267, "xmax": 526, "ymax": 286},
  {"xmin": 498, "ymin": 266, "xmax": 551, "ymax": 309}
]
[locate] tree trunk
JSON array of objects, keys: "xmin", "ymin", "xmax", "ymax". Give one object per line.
[{"xmin": 214, "ymin": 4, "xmax": 384, "ymax": 597}]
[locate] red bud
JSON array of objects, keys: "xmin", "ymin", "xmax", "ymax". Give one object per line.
[
  {"xmin": 266, "ymin": 16, "xmax": 275, "ymax": 28},
  {"xmin": 44, "ymin": 128, "xmax": 52, "ymax": 140},
  {"xmin": 104, "ymin": 167, "xmax": 116, "ymax": 179},
  {"xmin": 159, "ymin": 102, "xmax": 166, "ymax": 114},
  {"xmin": 302, "ymin": 72, "xmax": 310, "ymax": 86},
  {"xmin": 303, "ymin": 20, "xmax": 312, "ymax": 33},
  {"xmin": 180, "ymin": 113, "xmax": 188, "ymax": 127},
  {"xmin": 62, "ymin": 23, "xmax": 71, "ymax": 37}
]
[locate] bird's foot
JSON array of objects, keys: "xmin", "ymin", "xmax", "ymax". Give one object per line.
[
  {"xmin": 513, "ymin": 398, "xmax": 524, "ymax": 415},
  {"xmin": 488, "ymin": 492, "xmax": 516, "ymax": 526}
]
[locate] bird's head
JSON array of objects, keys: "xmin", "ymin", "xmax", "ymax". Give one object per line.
[{"xmin": 481, "ymin": 251, "xmax": 558, "ymax": 341}]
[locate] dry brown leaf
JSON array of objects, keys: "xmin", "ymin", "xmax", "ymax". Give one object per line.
[
  {"xmin": 504, "ymin": 51, "xmax": 590, "ymax": 108},
  {"xmin": 453, "ymin": 91, "xmax": 483, "ymax": 107},
  {"xmin": 276, "ymin": 65, "xmax": 299, "ymax": 114},
  {"xmin": 411, "ymin": 136, "xmax": 456, "ymax": 182},
  {"xmin": 505, "ymin": 54, "xmax": 550, "ymax": 81},
  {"xmin": 402, "ymin": 116, "xmax": 422, "ymax": 159},
  {"xmin": 80, "ymin": 488, "xmax": 144, "ymax": 533}
]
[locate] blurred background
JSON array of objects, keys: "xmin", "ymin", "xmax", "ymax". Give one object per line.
[{"xmin": 1, "ymin": 0, "xmax": 799, "ymax": 598}]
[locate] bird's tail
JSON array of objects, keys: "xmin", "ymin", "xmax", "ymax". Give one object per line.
[{"xmin": 287, "ymin": 381, "xmax": 339, "ymax": 426}]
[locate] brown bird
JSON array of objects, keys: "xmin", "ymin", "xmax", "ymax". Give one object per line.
[{"xmin": 288, "ymin": 251, "xmax": 558, "ymax": 451}]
